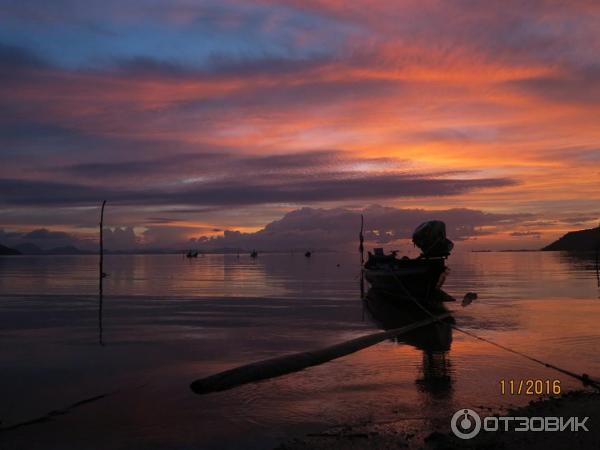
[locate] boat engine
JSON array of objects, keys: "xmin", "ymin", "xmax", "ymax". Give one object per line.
[{"xmin": 412, "ymin": 221, "xmax": 454, "ymax": 258}]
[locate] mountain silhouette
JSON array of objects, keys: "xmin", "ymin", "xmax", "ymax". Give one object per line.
[
  {"xmin": 0, "ymin": 244, "xmax": 22, "ymax": 255},
  {"xmin": 543, "ymin": 227, "xmax": 600, "ymax": 251},
  {"xmin": 11, "ymin": 243, "xmax": 93, "ymax": 255},
  {"xmin": 14, "ymin": 242, "xmax": 44, "ymax": 254}
]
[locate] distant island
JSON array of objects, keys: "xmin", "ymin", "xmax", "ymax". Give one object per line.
[
  {"xmin": 11, "ymin": 243, "xmax": 94, "ymax": 255},
  {"xmin": 542, "ymin": 226, "xmax": 600, "ymax": 252},
  {"xmin": 0, "ymin": 244, "xmax": 22, "ymax": 255},
  {"xmin": 0, "ymin": 243, "xmax": 96, "ymax": 255}
]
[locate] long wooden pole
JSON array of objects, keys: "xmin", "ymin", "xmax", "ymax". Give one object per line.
[{"xmin": 190, "ymin": 313, "xmax": 450, "ymax": 395}]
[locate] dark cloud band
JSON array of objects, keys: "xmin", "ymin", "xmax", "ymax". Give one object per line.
[{"xmin": 0, "ymin": 174, "xmax": 514, "ymax": 208}]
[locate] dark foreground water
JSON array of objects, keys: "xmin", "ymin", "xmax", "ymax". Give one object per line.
[{"xmin": 0, "ymin": 251, "xmax": 599, "ymax": 449}]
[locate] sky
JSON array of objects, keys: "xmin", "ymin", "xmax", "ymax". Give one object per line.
[{"xmin": 0, "ymin": 0, "xmax": 599, "ymax": 252}]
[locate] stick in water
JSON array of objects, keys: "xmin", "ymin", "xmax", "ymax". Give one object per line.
[{"xmin": 99, "ymin": 200, "xmax": 106, "ymax": 346}]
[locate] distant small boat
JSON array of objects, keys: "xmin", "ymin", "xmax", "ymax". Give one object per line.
[
  {"xmin": 186, "ymin": 250, "xmax": 199, "ymax": 258},
  {"xmin": 250, "ymin": 250, "xmax": 258, "ymax": 258},
  {"xmin": 363, "ymin": 221, "xmax": 454, "ymax": 303},
  {"xmin": 304, "ymin": 251, "xmax": 311, "ymax": 258}
]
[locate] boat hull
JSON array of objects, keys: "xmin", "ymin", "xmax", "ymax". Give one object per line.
[{"xmin": 363, "ymin": 258, "xmax": 448, "ymax": 301}]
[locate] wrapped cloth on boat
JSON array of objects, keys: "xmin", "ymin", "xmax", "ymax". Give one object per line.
[{"xmin": 412, "ymin": 221, "xmax": 454, "ymax": 258}]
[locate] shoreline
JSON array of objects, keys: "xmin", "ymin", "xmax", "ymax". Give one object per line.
[{"xmin": 276, "ymin": 389, "xmax": 600, "ymax": 449}]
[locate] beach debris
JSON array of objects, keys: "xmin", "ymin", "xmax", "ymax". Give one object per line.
[{"xmin": 462, "ymin": 292, "xmax": 478, "ymax": 307}]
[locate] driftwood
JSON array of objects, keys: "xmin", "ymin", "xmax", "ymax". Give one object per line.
[{"xmin": 190, "ymin": 313, "xmax": 450, "ymax": 395}]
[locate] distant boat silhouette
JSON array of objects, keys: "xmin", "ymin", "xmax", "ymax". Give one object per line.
[
  {"xmin": 186, "ymin": 250, "xmax": 198, "ymax": 258},
  {"xmin": 304, "ymin": 251, "xmax": 311, "ymax": 258},
  {"xmin": 250, "ymin": 250, "xmax": 258, "ymax": 258}
]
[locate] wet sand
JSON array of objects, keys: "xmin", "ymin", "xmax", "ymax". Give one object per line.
[{"xmin": 276, "ymin": 389, "xmax": 600, "ymax": 449}]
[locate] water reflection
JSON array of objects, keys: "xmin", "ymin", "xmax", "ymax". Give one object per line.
[
  {"xmin": 98, "ymin": 283, "xmax": 104, "ymax": 346},
  {"xmin": 559, "ymin": 251, "xmax": 600, "ymax": 288},
  {"xmin": 1, "ymin": 251, "xmax": 598, "ymax": 299},
  {"xmin": 2, "ymin": 252, "xmax": 600, "ymax": 449},
  {"xmin": 363, "ymin": 289, "xmax": 454, "ymax": 399}
]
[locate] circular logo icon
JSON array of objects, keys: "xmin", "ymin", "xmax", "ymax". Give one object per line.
[{"xmin": 451, "ymin": 408, "xmax": 481, "ymax": 440}]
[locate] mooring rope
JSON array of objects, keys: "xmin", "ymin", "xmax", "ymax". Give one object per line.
[
  {"xmin": 382, "ymin": 268, "xmax": 600, "ymax": 391},
  {"xmin": 0, "ymin": 391, "xmax": 118, "ymax": 432},
  {"xmin": 0, "ymin": 383, "xmax": 148, "ymax": 433}
]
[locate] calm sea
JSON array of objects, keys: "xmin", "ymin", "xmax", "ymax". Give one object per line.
[{"xmin": 0, "ymin": 251, "xmax": 598, "ymax": 449}]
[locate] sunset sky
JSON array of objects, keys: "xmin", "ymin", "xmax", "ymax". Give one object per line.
[{"xmin": 1, "ymin": 0, "xmax": 599, "ymax": 251}]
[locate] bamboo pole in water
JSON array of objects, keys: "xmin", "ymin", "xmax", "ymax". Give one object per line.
[
  {"xmin": 359, "ymin": 214, "xmax": 365, "ymax": 298},
  {"xmin": 99, "ymin": 200, "xmax": 106, "ymax": 282},
  {"xmin": 99, "ymin": 200, "xmax": 106, "ymax": 346},
  {"xmin": 596, "ymin": 248, "xmax": 599, "ymax": 287},
  {"xmin": 596, "ymin": 223, "xmax": 599, "ymax": 287},
  {"xmin": 359, "ymin": 214, "xmax": 364, "ymax": 265},
  {"xmin": 190, "ymin": 313, "xmax": 450, "ymax": 395}
]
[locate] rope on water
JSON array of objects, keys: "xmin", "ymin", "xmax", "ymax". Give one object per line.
[
  {"xmin": 0, "ymin": 391, "xmax": 117, "ymax": 432},
  {"xmin": 383, "ymin": 268, "xmax": 600, "ymax": 391},
  {"xmin": 0, "ymin": 383, "xmax": 148, "ymax": 433}
]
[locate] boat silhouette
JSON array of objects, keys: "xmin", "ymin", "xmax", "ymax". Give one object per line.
[{"xmin": 363, "ymin": 221, "xmax": 454, "ymax": 303}]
